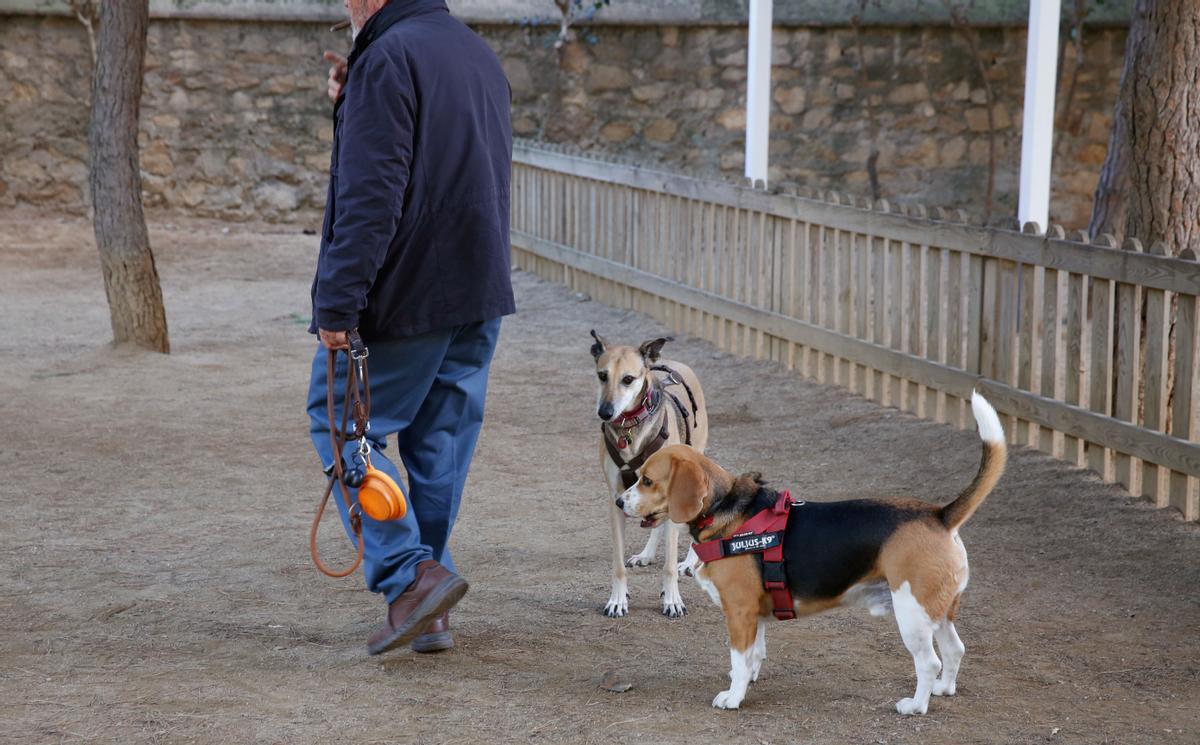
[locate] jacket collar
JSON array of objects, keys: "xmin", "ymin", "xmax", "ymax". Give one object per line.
[{"xmin": 347, "ymin": 0, "xmax": 448, "ymax": 69}]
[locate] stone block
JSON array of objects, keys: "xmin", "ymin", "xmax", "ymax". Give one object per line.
[
  {"xmin": 599, "ymin": 121, "xmax": 635, "ymax": 143},
  {"xmin": 586, "ymin": 64, "xmax": 632, "ymax": 93},
  {"xmin": 682, "ymin": 89, "xmax": 724, "ymax": 109},
  {"xmin": 253, "ymin": 180, "xmax": 300, "ymax": 211},
  {"xmin": 560, "ymin": 42, "xmax": 588, "ymax": 75},
  {"xmin": 141, "ymin": 141, "xmax": 174, "ymax": 177},
  {"xmin": 1077, "ymin": 143, "xmax": 1109, "ymax": 167},
  {"xmin": 965, "ymin": 107, "xmax": 990, "ymax": 132},
  {"xmin": 631, "ymin": 83, "xmax": 668, "ymax": 103},
  {"xmin": 716, "ymin": 107, "xmax": 746, "ymax": 131},
  {"xmin": 942, "ymin": 136, "xmax": 967, "ymax": 166},
  {"xmin": 887, "ymin": 82, "xmax": 929, "ymax": 105},
  {"xmin": 512, "ymin": 116, "xmax": 538, "ymax": 135},
  {"xmin": 644, "ymin": 118, "xmax": 678, "ymax": 142},
  {"xmin": 503, "ymin": 57, "xmax": 534, "ymax": 100},
  {"xmin": 716, "ymin": 49, "xmax": 744, "ymax": 67},
  {"xmin": 801, "ymin": 106, "xmax": 833, "ymax": 130}
]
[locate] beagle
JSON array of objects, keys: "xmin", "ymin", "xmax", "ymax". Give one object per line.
[
  {"xmin": 616, "ymin": 392, "xmax": 1006, "ymax": 715},
  {"xmin": 591, "ymin": 331, "xmax": 708, "ymax": 618}
]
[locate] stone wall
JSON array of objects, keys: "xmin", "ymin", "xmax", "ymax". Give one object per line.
[
  {"xmin": 0, "ymin": 13, "xmax": 1125, "ymax": 228},
  {"xmin": 1, "ymin": 15, "xmax": 335, "ymax": 219},
  {"xmin": 490, "ymin": 23, "xmax": 1125, "ymax": 228}
]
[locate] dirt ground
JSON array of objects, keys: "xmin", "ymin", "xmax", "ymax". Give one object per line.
[{"xmin": 1, "ymin": 215, "xmax": 1198, "ymax": 745}]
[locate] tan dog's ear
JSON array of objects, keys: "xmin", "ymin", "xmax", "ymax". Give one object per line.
[
  {"xmin": 667, "ymin": 457, "xmax": 708, "ymax": 523},
  {"xmin": 590, "ymin": 329, "xmax": 608, "ymax": 361},
  {"xmin": 638, "ymin": 336, "xmax": 673, "ymax": 363}
]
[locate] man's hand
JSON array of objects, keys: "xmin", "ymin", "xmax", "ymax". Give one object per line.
[
  {"xmin": 324, "ymin": 50, "xmax": 348, "ymax": 103},
  {"xmin": 319, "ymin": 328, "xmax": 349, "ymax": 350}
]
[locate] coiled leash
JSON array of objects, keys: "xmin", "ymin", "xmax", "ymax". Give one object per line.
[{"xmin": 310, "ymin": 330, "xmax": 408, "ymax": 578}]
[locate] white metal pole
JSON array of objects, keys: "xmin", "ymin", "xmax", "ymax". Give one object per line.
[
  {"xmin": 1017, "ymin": 0, "xmax": 1061, "ymax": 230},
  {"xmin": 745, "ymin": 0, "xmax": 773, "ymax": 188}
]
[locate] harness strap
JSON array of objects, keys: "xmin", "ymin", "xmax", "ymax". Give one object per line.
[
  {"xmin": 651, "ymin": 364, "xmax": 699, "ymax": 447},
  {"xmin": 603, "ymin": 416, "xmax": 670, "ymax": 490},
  {"xmin": 692, "ymin": 491, "xmax": 799, "ymax": 620},
  {"xmin": 652, "ymin": 364, "xmax": 700, "ymax": 420}
]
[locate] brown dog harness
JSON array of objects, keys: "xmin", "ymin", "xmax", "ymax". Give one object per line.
[{"xmin": 693, "ymin": 491, "xmax": 801, "ymax": 620}]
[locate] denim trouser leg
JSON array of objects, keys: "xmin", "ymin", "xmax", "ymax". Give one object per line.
[
  {"xmin": 395, "ymin": 320, "xmax": 499, "ymax": 575},
  {"xmin": 306, "ymin": 319, "xmax": 500, "ymax": 602}
]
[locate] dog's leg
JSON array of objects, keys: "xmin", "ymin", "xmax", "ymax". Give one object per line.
[
  {"xmin": 677, "ymin": 544, "xmax": 700, "ymax": 578},
  {"xmin": 892, "ymin": 582, "xmax": 941, "ymax": 716},
  {"xmin": 626, "ymin": 523, "xmax": 661, "ymax": 568},
  {"xmin": 712, "ymin": 609, "xmax": 758, "ymax": 709},
  {"xmin": 603, "ymin": 500, "xmax": 629, "ymax": 617},
  {"xmin": 749, "ymin": 619, "xmax": 767, "ymax": 682},
  {"xmin": 659, "ymin": 521, "xmax": 686, "ymax": 617},
  {"xmin": 932, "ymin": 620, "xmax": 965, "ymax": 696}
]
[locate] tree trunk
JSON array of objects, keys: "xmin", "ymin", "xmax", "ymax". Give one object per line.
[
  {"xmin": 1105, "ymin": 0, "xmax": 1200, "ymax": 253},
  {"xmin": 1089, "ymin": 92, "xmax": 1129, "ymax": 241},
  {"xmin": 89, "ymin": 0, "xmax": 169, "ymax": 353}
]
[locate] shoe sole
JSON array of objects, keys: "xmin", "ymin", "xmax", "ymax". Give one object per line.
[
  {"xmin": 410, "ymin": 631, "xmax": 454, "ymax": 653},
  {"xmin": 367, "ymin": 576, "xmax": 468, "ymax": 656}
]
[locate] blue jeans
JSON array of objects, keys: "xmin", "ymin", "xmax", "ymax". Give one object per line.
[{"xmin": 307, "ymin": 319, "xmax": 500, "ymax": 602}]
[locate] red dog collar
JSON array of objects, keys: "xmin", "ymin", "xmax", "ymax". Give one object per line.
[
  {"xmin": 612, "ymin": 382, "xmax": 661, "ymax": 429},
  {"xmin": 692, "ymin": 490, "xmax": 800, "ymax": 620}
]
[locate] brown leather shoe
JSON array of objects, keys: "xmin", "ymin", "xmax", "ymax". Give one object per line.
[
  {"xmin": 367, "ymin": 560, "xmax": 468, "ymax": 656},
  {"xmin": 410, "ymin": 611, "xmax": 453, "ymax": 653}
]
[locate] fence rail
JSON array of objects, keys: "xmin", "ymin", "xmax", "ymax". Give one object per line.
[{"xmin": 510, "ymin": 141, "xmax": 1200, "ymax": 521}]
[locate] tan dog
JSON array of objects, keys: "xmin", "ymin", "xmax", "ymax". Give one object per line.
[
  {"xmin": 591, "ymin": 331, "xmax": 708, "ymax": 617},
  {"xmin": 616, "ymin": 392, "xmax": 1006, "ymax": 714}
]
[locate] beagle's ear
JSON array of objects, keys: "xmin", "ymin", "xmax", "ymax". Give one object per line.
[
  {"xmin": 589, "ymin": 329, "xmax": 608, "ymax": 361},
  {"xmin": 638, "ymin": 336, "xmax": 673, "ymax": 363},
  {"xmin": 667, "ymin": 456, "xmax": 709, "ymax": 524}
]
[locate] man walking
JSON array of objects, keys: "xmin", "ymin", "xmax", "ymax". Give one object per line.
[{"xmin": 307, "ymin": 0, "xmax": 514, "ymax": 655}]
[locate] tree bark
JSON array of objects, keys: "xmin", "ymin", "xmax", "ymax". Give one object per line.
[
  {"xmin": 1100, "ymin": 0, "xmax": 1200, "ymax": 253},
  {"xmin": 89, "ymin": 0, "xmax": 169, "ymax": 353}
]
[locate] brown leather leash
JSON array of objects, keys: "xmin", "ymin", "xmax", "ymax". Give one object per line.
[{"xmin": 310, "ymin": 330, "xmax": 371, "ymax": 578}]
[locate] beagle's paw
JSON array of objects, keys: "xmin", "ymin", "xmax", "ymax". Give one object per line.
[
  {"xmin": 660, "ymin": 592, "xmax": 687, "ymax": 618},
  {"xmin": 895, "ymin": 697, "xmax": 928, "ymax": 716},
  {"xmin": 711, "ymin": 690, "xmax": 743, "ymax": 710},
  {"xmin": 603, "ymin": 593, "xmax": 629, "ymax": 618},
  {"xmin": 625, "ymin": 552, "xmax": 655, "ymax": 568},
  {"xmin": 750, "ymin": 658, "xmax": 764, "ymax": 682},
  {"xmin": 679, "ymin": 546, "xmax": 701, "ymax": 578},
  {"xmin": 932, "ymin": 679, "xmax": 956, "ymax": 697}
]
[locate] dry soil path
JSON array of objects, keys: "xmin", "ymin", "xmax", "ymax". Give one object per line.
[{"xmin": 1, "ymin": 217, "xmax": 1197, "ymax": 744}]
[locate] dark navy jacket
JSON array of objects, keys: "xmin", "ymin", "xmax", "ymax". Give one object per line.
[{"xmin": 310, "ymin": 0, "xmax": 515, "ymax": 340}]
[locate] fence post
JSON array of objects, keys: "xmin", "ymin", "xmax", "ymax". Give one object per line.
[
  {"xmin": 1170, "ymin": 248, "xmax": 1199, "ymax": 520},
  {"xmin": 1088, "ymin": 234, "xmax": 1118, "ymax": 481},
  {"xmin": 1142, "ymin": 241, "xmax": 1171, "ymax": 506},
  {"xmin": 1113, "ymin": 237, "xmax": 1144, "ymax": 495}
]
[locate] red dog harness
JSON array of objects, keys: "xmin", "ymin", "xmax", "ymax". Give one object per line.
[{"xmin": 692, "ymin": 491, "xmax": 801, "ymax": 620}]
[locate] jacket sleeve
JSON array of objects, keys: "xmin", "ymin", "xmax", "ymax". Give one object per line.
[{"xmin": 314, "ymin": 49, "xmax": 416, "ymax": 331}]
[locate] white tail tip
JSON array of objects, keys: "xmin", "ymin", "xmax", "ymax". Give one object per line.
[{"xmin": 971, "ymin": 390, "xmax": 1005, "ymax": 444}]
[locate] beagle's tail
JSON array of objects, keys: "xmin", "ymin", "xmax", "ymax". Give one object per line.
[{"xmin": 940, "ymin": 391, "xmax": 1007, "ymax": 531}]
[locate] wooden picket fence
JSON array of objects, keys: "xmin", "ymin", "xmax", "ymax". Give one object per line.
[{"xmin": 509, "ymin": 141, "xmax": 1200, "ymax": 521}]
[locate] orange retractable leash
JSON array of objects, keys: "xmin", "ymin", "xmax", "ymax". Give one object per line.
[{"xmin": 310, "ymin": 330, "xmax": 408, "ymax": 578}]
